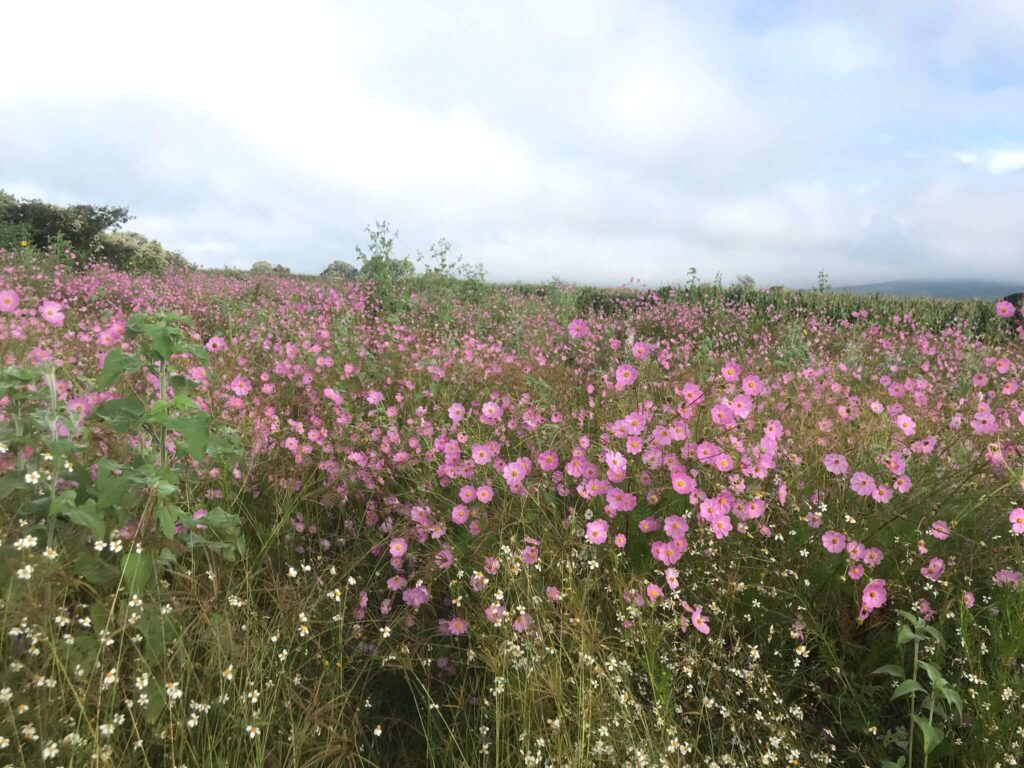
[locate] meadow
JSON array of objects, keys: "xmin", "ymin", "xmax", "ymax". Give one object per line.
[{"xmin": 0, "ymin": 245, "xmax": 1022, "ymax": 767}]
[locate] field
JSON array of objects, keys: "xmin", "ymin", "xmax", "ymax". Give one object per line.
[{"xmin": 0, "ymin": 247, "xmax": 1022, "ymax": 767}]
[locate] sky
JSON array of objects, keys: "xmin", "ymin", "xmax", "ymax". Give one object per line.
[{"xmin": 2, "ymin": 1, "xmax": 1024, "ymax": 288}]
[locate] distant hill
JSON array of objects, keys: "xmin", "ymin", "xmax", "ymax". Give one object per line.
[{"xmin": 835, "ymin": 279, "xmax": 1021, "ymax": 300}]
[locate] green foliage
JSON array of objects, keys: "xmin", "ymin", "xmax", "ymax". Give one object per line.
[
  {"xmin": 95, "ymin": 230, "xmax": 192, "ymax": 273},
  {"xmin": 320, "ymin": 259, "xmax": 359, "ymax": 278},
  {"xmin": 0, "ymin": 188, "xmax": 130, "ymax": 255},
  {"xmin": 873, "ymin": 611, "xmax": 963, "ymax": 767}
]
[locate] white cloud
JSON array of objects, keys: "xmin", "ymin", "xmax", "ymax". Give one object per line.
[{"xmin": 1, "ymin": 0, "xmax": 1023, "ymax": 285}]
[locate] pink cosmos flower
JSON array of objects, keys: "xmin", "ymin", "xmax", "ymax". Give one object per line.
[
  {"xmin": 861, "ymin": 578, "xmax": 887, "ymax": 614},
  {"xmin": 451, "ymin": 505, "xmax": 470, "ymax": 525},
  {"xmin": 0, "ymin": 289, "xmax": 18, "ymax": 313},
  {"xmin": 1010, "ymin": 508, "xmax": 1024, "ymax": 535},
  {"xmin": 205, "ymin": 336, "xmax": 226, "ymax": 352},
  {"xmin": 615, "ymin": 363, "xmax": 638, "ymax": 389},
  {"xmin": 821, "ymin": 530, "xmax": 846, "ymax": 554},
  {"xmin": 896, "ymin": 414, "xmax": 916, "ymax": 436},
  {"xmin": 921, "ymin": 557, "xmax": 945, "ymax": 581},
  {"xmin": 632, "ymin": 341, "xmax": 651, "ymax": 360},
  {"xmin": 39, "ymin": 299, "xmax": 65, "ymax": 326},
  {"xmin": 439, "ymin": 616, "xmax": 468, "ymax": 636},
  {"xmin": 585, "ymin": 519, "xmax": 609, "ymax": 545},
  {"xmin": 929, "ymin": 520, "xmax": 951, "ymax": 540},
  {"xmin": 720, "ymin": 361, "xmax": 740, "ymax": 382},
  {"xmin": 850, "ymin": 472, "xmax": 877, "ymax": 497},
  {"xmin": 670, "ymin": 471, "xmax": 696, "ymax": 495},
  {"xmin": 994, "ymin": 569, "xmax": 1021, "ymax": 589},
  {"xmin": 475, "ymin": 485, "xmax": 493, "ymax": 503},
  {"xmin": 691, "ymin": 607, "xmax": 711, "ymax": 634},
  {"xmin": 567, "ymin": 319, "xmax": 591, "ymax": 338},
  {"xmin": 402, "ymin": 585, "xmax": 430, "ymax": 608},
  {"xmin": 995, "ymin": 300, "xmax": 1015, "ymax": 318},
  {"xmin": 389, "ymin": 537, "xmax": 408, "ymax": 558},
  {"xmin": 613, "ymin": 533, "xmax": 627, "ymax": 548}
]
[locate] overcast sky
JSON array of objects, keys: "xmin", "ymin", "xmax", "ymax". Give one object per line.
[{"xmin": 2, "ymin": 1, "xmax": 1024, "ymax": 287}]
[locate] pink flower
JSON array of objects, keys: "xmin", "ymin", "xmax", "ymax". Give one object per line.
[
  {"xmin": 850, "ymin": 472, "xmax": 877, "ymax": 497},
  {"xmin": 1010, "ymin": 508, "xmax": 1024, "ymax": 536},
  {"xmin": 439, "ymin": 616, "xmax": 468, "ymax": 636},
  {"xmin": 921, "ymin": 557, "xmax": 945, "ymax": 582},
  {"xmin": 402, "ymin": 585, "xmax": 430, "ymax": 607},
  {"xmin": 205, "ymin": 336, "xmax": 226, "ymax": 352},
  {"xmin": 995, "ymin": 300, "xmax": 1016, "ymax": 318},
  {"xmin": 614, "ymin": 364, "xmax": 638, "ymax": 389},
  {"xmin": 451, "ymin": 505, "xmax": 470, "ymax": 525},
  {"xmin": 567, "ymin": 319, "xmax": 591, "ymax": 339},
  {"xmin": 691, "ymin": 607, "xmax": 711, "ymax": 634},
  {"xmin": 861, "ymin": 578, "xmax": 887, "ymax": 614},
  {"xmin": 512, "ymin": 614, "xmax": 533, "ymax": 633},
  {"xmin": 822, "ymin": 453, "xmax": 849, "ymax": 475},
  {"xmin": 389, "ymin": 537, "xmax": 408, "ymax": 558},
  {"xmin": 994, "ymin": 569, "xmax": 1021, "ymax": 589},
  {"xmin": 0, "ymin": 289, "xmax": 19, "ymax": 313},
  {"xmin": 720, "ymin": 361, "xmax": 740, "ymax": 381},
  {"xmin": 929, "ymin": 520, "xmax": 951, "ymax": 540},
  {"xmin": 38, "ymin": 299, "xmax": 65, "ymax": 326},
  {"xmin": 585, "ymin": 519, "xmax": 609, "ymax": 545},
  {"xmin": 475, "ymin": 485, "xmax": 493, "ymax": 503},
  {"xmin": 821, "ymin": 530, "xmax": 846, "ymax": 554},
  {"xmin": 895, "ymin": 414, "xmax": 916, "ymax": 436},
  {"xmin": 670, "ymin": 471, "xmax": 696, "ymax": 495}
]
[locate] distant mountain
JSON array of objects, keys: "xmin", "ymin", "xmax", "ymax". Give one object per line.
[{"xmin": 835, "ymin": 279, "xmax": 1021, "ymax": 300}]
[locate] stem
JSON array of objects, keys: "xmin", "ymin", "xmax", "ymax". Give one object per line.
[
  {"xmin": 909, "ymin": 637, "xmax": 919, "ymax": 767},
  {"xmin": 159, "ymin": 361, "xmax": 167, "ymax": 469}
]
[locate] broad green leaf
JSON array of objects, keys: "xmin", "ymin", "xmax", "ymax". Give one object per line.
[
  {"xmin": 939, "ymin": 685, "xmax": 964, "ymax": 717},
  {"xmin": 166, "ymin": 413, "xmax": 209, "ymax": 459},
  {"xmin": 873, "ymin": 664, "xmax": 905, "ymax": 678},
  {"xmin": 912, "ymin": 714, "xmax": 944, "ymax": 754},
  {"xmin": 97, "ymin": 348, "xmax": 141, "ymax": 389},
  {"xmin": 73, "ymin": 551, "xmax": 119, "ymax": 585},
  {"xmin": 0, "ymin": 474, "xmax": 23, "ymax": 501},
  {"xmin": 917, "ymin": 659, "xmax": 944, "ymax": 684},
  {"xmin": 157, "ymin": 505, "xmax": 181, "ymax": 539},
  {"xmin": 93, "ymin": 397, "xmax": 146, "ymax": 432},
  {"xmin": 67, "ymin": 500, "xmax": 105, "ymax": 539},
  {"xmin": 891, "ymin": 678, "xmax": 926, "ymax": 700},
  {"xmin": 121, "ymin": 551, "xmax": 156, "ymax": 593},
  {"xmin": 96, "ymin": 459, "xmax": 131, "ymax": 512}
]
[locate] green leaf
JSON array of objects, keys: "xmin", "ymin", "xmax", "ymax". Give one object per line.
[
  {"xmin": 873, "ymin": 664, "xmax": 906, "ymax": 678},
  {"xmin": 939, "ymin": 685, "xmax": 964, "ymax": 717},
  {"xmin": 93, "ymin": 397, "xmax": 146, "ymax": 432},
  {"xmin": 165, "ymin": 413, "xmax": 209, "ymax": 459},
  {"xmin": 97, "ymin": 348, "xmax": 141, "ymax": 389},
  {"xmin": 897, "ymin": 624, "xmax": 923, "ymax": 647},
  {"xmin": 96, "ymin": 459, "xmax": 131, "ymax": 512},
  {"xmin": 891, "ymin": 678, "xmax": 926, "ymax": 700},
  {"xmin": 917, "ymin": 659, "xmax": 944, "ymax": 685},
  {"xmin": 157, "ymin": 505, "xmax": 181, "ymax": 539},
  {"xmin": 67, "ymin": 500, "xmax": 105, "ymax": 540},
  {"xmin": 73, "ymin": 551, "xmax": 119, "ymax": 585},
  {"xmin": 912, "ymin": 714, "xmax": 944, "ymax": 755},
  {"xmin": 0, "ymin": 474, "xmax": 23, "ymax": 501},
  {"xmin": 121, "ymin": 551, "xmax": 156, "ymax": 594}
]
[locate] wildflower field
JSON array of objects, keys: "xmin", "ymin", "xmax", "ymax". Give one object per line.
[{"xmin": 0, "ymin": 246, "xmax": 1022, "ymax": 767}]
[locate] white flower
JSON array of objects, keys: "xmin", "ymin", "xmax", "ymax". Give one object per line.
[
  {"xmin": 246, "ymin": 724, "xmax": 261, "ymax": 739},
  {"xmin": 16, "ymin": 565, "xmax": 33, "ymax": 581},
  {"xmin": 24, "ymin": 470, "xmax": 41, "ymax": 485}
]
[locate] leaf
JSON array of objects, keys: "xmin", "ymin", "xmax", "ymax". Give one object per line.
[
  {"xmin": 912, "ymin": 715, "xmax": 944, "ymax": 755},
  {"xmin": 939, "ymin": 685, "xmax": 964, "ymax": 717},
  {"xmin": 96, "ymin": 459, "xmax": 130, "ymax": 512},
  {"xmin": 67, "ymin": 500, "xmax": 105, "ymax": 539},
  {"xmin": 873, "ymin": 664, "xmax": 906, "ymax": 678},
  {"xmin": 121, "ymin": 551, "xmax": 156, "ymax": 594},
  {"xmin": 917, "ymin": 659, "xmax": 944, "ymax": 685},
  {"xmin": 157, "ymin": 505, "xmax": 181, "ymax": 539},
  {"xmin": 97, "ymin": 348, "xmax": 141, "ymax": 389},
  {"xmin": 73, "ymin": 551, "xmax": 119, "ymax": 585},
  {"xmin": 897, "ymin": 624, "xmax": 923, "ymax": 647},
  {"xmin": 891, "ymin": 678, "xmax": 926, "ymax": 700},
  {"xmin": 165, "ymin": 413, "xmax": 209, "ymax": 459},
  {"xmin": 93, "ymin": 397, "xmax": 146, "ymax": 432},
  {"xmin": 0, "ymin": 474, "xmax": 23, "ymax": 501}
]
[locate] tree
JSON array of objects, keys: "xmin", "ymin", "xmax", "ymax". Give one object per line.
[
  {"xmin": 732, "ymin": 274, "xmax": 756, "ymax": 290},
  {"xmin": 321, "ymin": 260, "xmax": 359, "ymax": 278},
  {"xmin": 95, "ymin": 231, "xmax": 192, "ymax": 273},
  {"xmin": 0, "ymin": 190, "xmax": 131, "ymax": 255}
]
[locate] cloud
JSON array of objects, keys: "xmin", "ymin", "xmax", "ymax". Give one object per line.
[{"xmin": 1, "ymin": 0, "xmax": 1023, "ymax": 286}]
